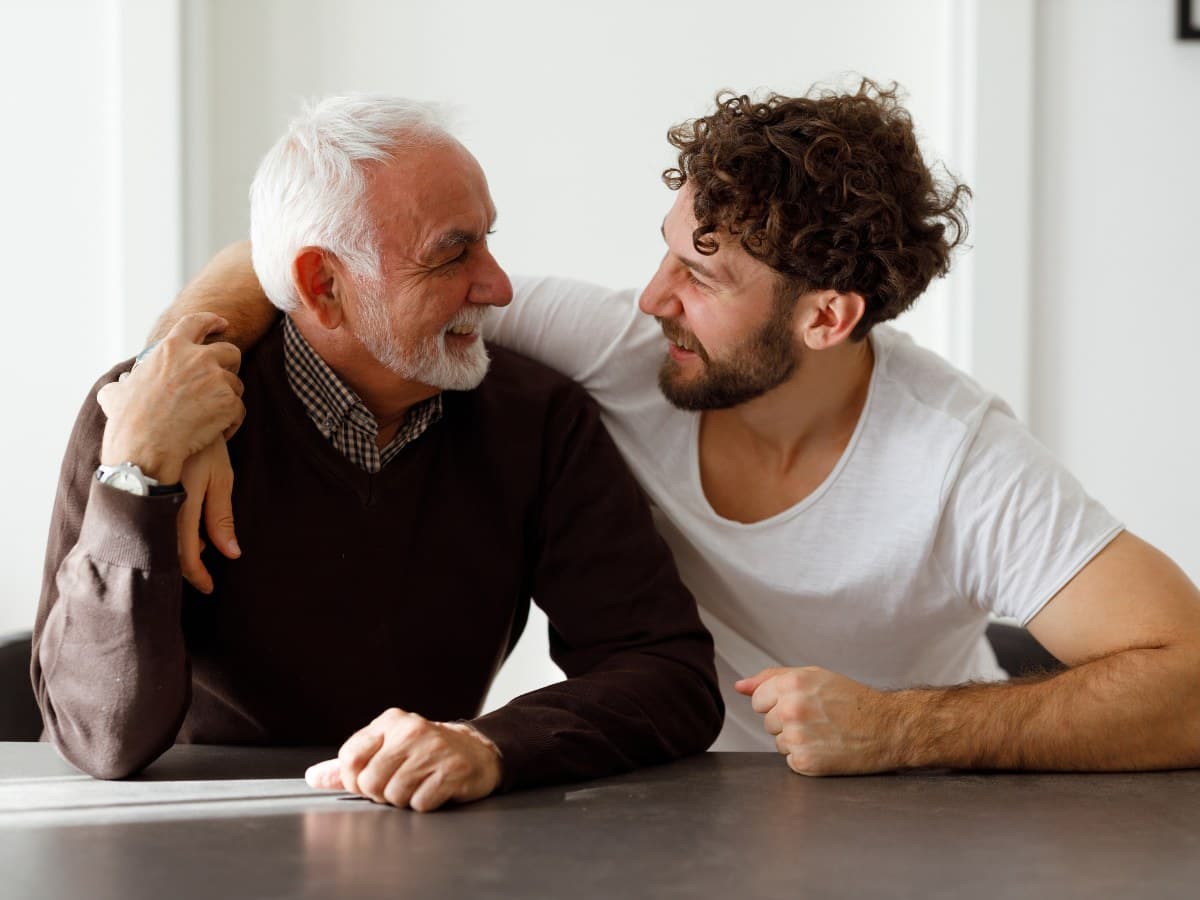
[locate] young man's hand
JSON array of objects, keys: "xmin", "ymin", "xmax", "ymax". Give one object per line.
[{"xmin": 736, "ymin": 666, "xmax": 902, "ymax": 775}]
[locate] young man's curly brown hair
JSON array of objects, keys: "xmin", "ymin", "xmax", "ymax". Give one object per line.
[{"xmin": 664, "ymin": 79, "xmax": 970, "ymax": 340}]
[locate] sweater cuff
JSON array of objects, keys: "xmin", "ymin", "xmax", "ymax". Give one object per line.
[
  {"xmin": 77, "ymin": 478, "xmax": 185, "ymax": 570},
  {"xmin": 468, "ymin": 708, "xmax": 557, "ymax": 794}
]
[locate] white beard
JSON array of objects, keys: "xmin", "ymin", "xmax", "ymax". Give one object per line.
[{"xmin": 356, "ymin": 296, "xmax": 492, "ymax": 391}]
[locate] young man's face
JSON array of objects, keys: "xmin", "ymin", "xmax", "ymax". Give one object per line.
[
  {"xmin": 344, "ymin": 140, "xmax": 512, "ymax": 391},
  {"xmin": 639, "ymin": 187, "xmax": 801, "ymax": 410}
]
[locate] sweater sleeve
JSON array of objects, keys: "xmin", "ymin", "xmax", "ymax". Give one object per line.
[
  {"xmin": 31, "ymin": 367, "xmax": 192, "ymax": 779},
  {"xmin": 470, "ymin": 388, "xmax": 723, "ymax": 791}
]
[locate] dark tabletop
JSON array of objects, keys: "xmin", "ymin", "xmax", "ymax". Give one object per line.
[{"xmin": 2, "ymin": 742, "xmax": 1198, "ymax": 899}]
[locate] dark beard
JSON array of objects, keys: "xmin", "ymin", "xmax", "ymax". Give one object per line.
[{"xmin": 657, "ymin": 294, "xmax": 798, "ymax": 411}]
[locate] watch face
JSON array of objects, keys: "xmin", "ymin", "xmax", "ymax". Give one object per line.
[{"xmin": 105, "ymin": 468, "xmax": 148, "ymax": 496}]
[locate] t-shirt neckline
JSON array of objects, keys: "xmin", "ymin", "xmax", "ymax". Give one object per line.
[{"xmin": 686, "ymin": 329, "xmax": 884, "ymax": 530}]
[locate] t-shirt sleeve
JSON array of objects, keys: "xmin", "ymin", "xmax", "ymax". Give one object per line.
[
  {"xmin": 934, "ymin": 405, "xmax": 1124, "ymax": 625},
  {"xmin": 487, "ymin": 276, "xmax": 643, "ymax": 403}
]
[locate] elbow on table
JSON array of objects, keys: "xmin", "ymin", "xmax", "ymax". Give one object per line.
[
  {"xmin": 53, "ymin": 729, "xmax": 167, "ymax": 780},
  {"xmin": 41, "ymin": 705, "xmax": 175, "ymax": 781}
]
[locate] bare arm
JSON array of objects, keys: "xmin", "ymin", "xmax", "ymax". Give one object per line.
[
  {"xmin": 741, "ymin": 531, "xmax": 1200, "ymax": 773},
  {"xmin": 912, "ymin": 531, "xmax": 1200, "ymax": 770},
  {"xmin": 148, "ymin": 241, "xmax": 279, "ymax": 350}
]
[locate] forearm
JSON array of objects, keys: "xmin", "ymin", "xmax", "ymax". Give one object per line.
[
  {"xmin": 472, "ymin": 646, "xmax": 723, "ymax": 791},
  {"xmin": 148, "ymin": 240, "xmax": 279, "ymax": 349},
  {"xmin": 894, "ymin": 646, "xmax": 1200, "ymax": 771}
]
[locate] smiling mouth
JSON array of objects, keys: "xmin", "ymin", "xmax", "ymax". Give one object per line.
[
  {"xmin": 662, "ymin": 329, "xmax": 703, "ymax": 360},
  {"xmin": 446, "ymin": 324, "xmax": 477, "ymax": 336}
]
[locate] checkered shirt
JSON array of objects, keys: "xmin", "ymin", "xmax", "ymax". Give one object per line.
[{"xmin": 282, "ymin": 316, "xmax": 442, "ymax": 473}]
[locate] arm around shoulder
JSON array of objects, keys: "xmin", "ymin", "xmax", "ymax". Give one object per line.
[{"xmin": 148, "ymin": 241, "xmax": 279, "ymax": 351}]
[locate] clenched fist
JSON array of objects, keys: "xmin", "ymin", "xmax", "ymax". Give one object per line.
[
  {"xmin": 736, "ymin": 666, "xmax": 903, "ymax": 776},
  {"xmin": 305, "ymin": 708, "xmax": 503, "ymax": 812}
]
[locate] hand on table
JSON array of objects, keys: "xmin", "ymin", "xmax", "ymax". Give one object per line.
[
  {"xmin": 97, "ymin": 313, "xmax": 244, "ymax": 484},
  {"xmin": 305, "ymin": 708, "xmax": 503, "ymax": 812},
  {"xmin": 736, "ymin": 666, "xmax": 901, "ymax": 776}
]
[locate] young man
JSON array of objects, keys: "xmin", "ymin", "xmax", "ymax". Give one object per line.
[
  {"xmin": 132, "ymin": 82, "xmax": 1200, "ymax": 774},
  {"xmin": 33, "ymin": 96, "xmax": 722, "ymax": 808}
]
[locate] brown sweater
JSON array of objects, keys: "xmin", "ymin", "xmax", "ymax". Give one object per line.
[{"xmin": 32, "ymin": 324, "xmax": 723, "ymax": 787}]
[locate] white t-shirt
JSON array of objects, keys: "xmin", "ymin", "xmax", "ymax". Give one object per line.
[{"xmin": 490, "ymin": 277, "xmax": 1124, "ymax": 750}]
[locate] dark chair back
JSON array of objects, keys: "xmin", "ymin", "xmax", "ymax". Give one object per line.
[
  {"xmin": 0, "ymin": 631, "xmax": 44, "ymax": 740},
  {"xmin": 986, "ymin": 622, "xmax": 1064, "ymax": 678}
]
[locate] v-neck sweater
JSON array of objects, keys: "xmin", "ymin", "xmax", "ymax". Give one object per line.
[{"xmin": 33, "ymin": 324, "xmax": 723, "ymax": 789}]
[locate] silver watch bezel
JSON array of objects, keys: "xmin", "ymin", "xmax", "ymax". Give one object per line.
[{"xmin": 96, "ymin": 462, "xmax": 159, "ymax": 497}]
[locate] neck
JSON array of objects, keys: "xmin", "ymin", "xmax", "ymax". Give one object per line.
[
  {"xmin": 292, "ymin": 313, "xmax": 439, "ymax": 436},
  {"xmin": 708, "ymin": 334, "xmax": 875, "ymax": 466}
]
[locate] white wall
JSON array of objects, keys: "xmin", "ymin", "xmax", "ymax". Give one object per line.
[
  {"xmin": 0, "ymin": 1, "xmax": 120, "ymax": 635},
  {"xmin": 1032, "ymin": 0, "xmax": 1200, "ymax": 582},
  {"xmin": 0, "ymin": 0, "xmax": 184, "ymax": 636}
]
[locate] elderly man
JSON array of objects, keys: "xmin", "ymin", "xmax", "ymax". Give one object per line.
[
  {"xmin": 137, "ymin": 82, "xmax": 1200, "ymax": 775},
  {"xmin": 31, "ymin": 95, "xmax": 722, "ymax": 809}
]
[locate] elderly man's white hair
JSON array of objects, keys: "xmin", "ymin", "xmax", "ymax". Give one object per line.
[{"xmin": 250, "ymin": 94, "xmax": 453, "ymax": 312}]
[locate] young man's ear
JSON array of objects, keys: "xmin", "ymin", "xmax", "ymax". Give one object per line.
[
  {"xmin": 799, "ymin": 289, "xmax": 866, "ymax": 350},
  {"xmin": 292, "ymin": 248, "xmax": 344, "ymax": 329}
]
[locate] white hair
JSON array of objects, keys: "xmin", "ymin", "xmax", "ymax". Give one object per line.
[{"xmin": 249, "ymin": 94, "xmax": 453, "ymax": 311}]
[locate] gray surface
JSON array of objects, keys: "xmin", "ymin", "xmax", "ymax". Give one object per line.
[{"xmin": 2, "ymin": 743, "xmax": 1199, "ymax": 899}]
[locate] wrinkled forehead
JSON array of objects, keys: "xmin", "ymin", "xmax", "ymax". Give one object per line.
[{"xmin": 365, "ymin": 141, "xmax": 497, "ymax": 255}]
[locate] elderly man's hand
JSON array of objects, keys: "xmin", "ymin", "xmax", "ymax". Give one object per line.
[
  {"xmin": 735, "ymin": 666, "xmax": 902, "ymax": 776},
  {"xmin": 97, "ymin": 313, "xmax": 244, "ymax": 484},
  {"xmin": 305, "ymin": 709, "xmax": 503, "ymax": 812},
  {"xmin": 176, "ymin": 440, "xmax": 241, "ymax": 594}
]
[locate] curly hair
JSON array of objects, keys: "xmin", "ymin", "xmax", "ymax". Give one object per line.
[{"xmin": 664, "ymin": 79, "xmax": 970, "ymax": 339}]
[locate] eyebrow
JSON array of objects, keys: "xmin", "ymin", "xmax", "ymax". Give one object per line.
[
  {"xmin": 426, "ymin": 213, "xmax": 499, "ymax": 258},
  {"xmin": 431, "ymin": 229, "xmax": 481, "ymax": 254},
  {"xmin": 661, "ymin": 221, "xmax": 720, "ymax": 281}
]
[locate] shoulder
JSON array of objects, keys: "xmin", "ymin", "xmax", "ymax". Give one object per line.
[
  {"xmin": 871, "ymin": 325, "xmax": 1000, "ymax": 429},
  {"xmin": 475, "ymin": 346, "xmax": 598, "ymax": 417}
]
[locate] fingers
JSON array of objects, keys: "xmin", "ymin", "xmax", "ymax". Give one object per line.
[
  {"xmin": 221, "ymin": 396, "xmax": 247, "ymax": 441},
  {"xmin": 176, "ymin": 490, "xmax": 213, "ymax": 594},
  {"xmin": 407, "ymin": 771, "xmax": 452, "ymax": 813},
  {"xmin": 166, "ymin": 312, "xmax": 230, "ymax": 345},
  {"xmin": 353, "ymin": 711, "xmax": 430, "ymax": 804},
  {"xmin": 305, "ymin": 759, "xmax": 345, "ymax": 791},
  {"xmin": 735, "ymin": 667, "xmax": 786, "ymax": 696},
  {"xmin": 337, "ymin": 729, "xmax": 385, "ymax": 797},
  {"xmin": 202, "ymin": 454, "xmax": 241, "ymax": 559},
  {"xmin": 205, "ymin": 340, "xmax": 243, "ymax": 374}
]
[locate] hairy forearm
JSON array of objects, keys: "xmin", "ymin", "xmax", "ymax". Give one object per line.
[
  {"xmin": 148, "ymin": 241, "xmax": 280, "ymax": 349},
  {"xmin": 894, "ymin": 646, "xmax": 1200, "ymax": 771}
]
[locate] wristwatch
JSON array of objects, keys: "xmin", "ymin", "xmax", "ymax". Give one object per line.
[{"xmin": 95, "ymin": 462, "xmax": 180, "ymax": 497}]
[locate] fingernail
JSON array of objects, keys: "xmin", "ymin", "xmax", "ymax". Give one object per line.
[{"xmin": 228, "ymin": 538, "xmax": 241, "ymax": 557}]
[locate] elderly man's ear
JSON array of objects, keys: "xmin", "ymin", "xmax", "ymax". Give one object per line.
[{"xmin": 292, "ymin": 247, "xmax": 345, "ymax": 329}]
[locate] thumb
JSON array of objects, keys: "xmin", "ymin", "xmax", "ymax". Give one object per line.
[
  {"xmin": 734, "ymin": 667, "xmax": 785, "ymax": 696},
  {"xmin": 305, "ymin": 759, "xmax": 345, "ymax": 791}
]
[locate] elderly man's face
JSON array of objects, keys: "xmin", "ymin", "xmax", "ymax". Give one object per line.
[{"xmin": 345, "ymin": 140, "xmax": 512, "ymax": 390}]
